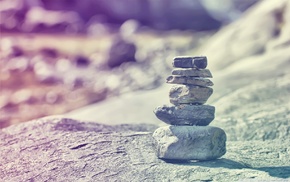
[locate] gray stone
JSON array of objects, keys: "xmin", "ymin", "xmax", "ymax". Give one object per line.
[
  {"xmin": 154, "ymin": 104, "xmax": 215, "ymax": 126},
  {"xmin": 107, "ymin": 37, "xmax": 137, "ymax": 68},
  {"xmin": 173, "ymin": 56, "xmax": 207, "ymax": 69},
  {"xmin": 169, "ymin": 85, "xmax": 213, "ymax": 105},
  {"xmin": 1, "ymin": 117, "xmax": 290, "ymax": 181},
  {"xmin": 166, "ymin": 76, "xmax": 213, "ymax": 86},
  {"xmin": 153, "ymin": 125, "xmax": 226, "ymax": 161},
  {"xmin": 172, "ymin": 68, "xmax": 213, "ymax": 77}
]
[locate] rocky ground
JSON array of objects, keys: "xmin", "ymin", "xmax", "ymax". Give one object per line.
[
  {"xmin": 0, "ymin": 117, "xmax": 289, "ymax": 181},
  {"xmin": 1, "ymin": 0, "xmax": 290, "ymax": 181}
]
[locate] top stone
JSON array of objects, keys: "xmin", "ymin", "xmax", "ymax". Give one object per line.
[{"xmin": 173, "ymin": 56, "xmax": 207, "ymax": 69}]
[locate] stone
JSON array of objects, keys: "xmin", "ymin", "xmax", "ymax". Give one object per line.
[
  {"xmin": 169, "ymin": 85, "xmax": 213, "ymax": 105},
  {"xmin": 154, "ymin": 104, "xmax": 215, "ymax": 126},
  {"xmin": 75, "ymin": 55, "xmax": 90, "ymax": 67},
  {"xmin": 166, "ymin": 76, "xmax": 213, "ymax": 86},
  {"xmin": 152, "ymin": 125, "xmax": 226, "ymax": 161},
  {"xmin": 172, "ymin": 68, "xmax": 212, "ymax": 77},
  {"xmin": 173, "ymin": 56, "xmax": 207, "ymax": 69},
  {"xmin": 107, "ymin": 37, "xmax": 137, "ymax": 68}
]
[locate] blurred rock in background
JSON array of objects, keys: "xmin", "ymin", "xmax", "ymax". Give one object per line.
[
  {"xmin": 0, "ymin": 0, "xmax": 260, "ymax": 128},
  {"xmin": 0, "ymin": 0, "xmax": 259, "ymax": 33}
]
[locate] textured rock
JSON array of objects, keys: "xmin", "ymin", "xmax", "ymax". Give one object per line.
[
  {"xmin": 173, "ymin": 56, "xmax": 207, "ymax": 69},
  {"xmin": 166, "ymin": 76, "xmax": 213, "ymax": 86},
  {"xmin": 172, "ymin": 68, "xmax": 212, "ymax": 77},
  {"xmin": 153, "ymin": 125, "xmax": 226, "ymax": 161},
  {"xmin": 169, "ymin": 85, "xmax": 213, "ymax": 105},
  {"xmin": 1, "ymin": 117, "xmax": 290, "ymax": 181},
  {"xmin": 154, "ymin": 105, "xmax": 215, "ymax": 126}
]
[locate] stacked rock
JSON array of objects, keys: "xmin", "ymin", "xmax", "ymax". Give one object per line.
[{"xmin": 153, "ymin": 56, "xmax": 226, "ymax": 161}]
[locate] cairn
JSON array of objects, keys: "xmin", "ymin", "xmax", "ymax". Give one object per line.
[{"xmin": 153, "ymin": 56, "xmax": 226, "ymax": 161}]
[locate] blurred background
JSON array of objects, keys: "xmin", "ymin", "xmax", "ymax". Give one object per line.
[{"xmin": 0, "ymin": 0, "xmax": 272, "ymax": 128}]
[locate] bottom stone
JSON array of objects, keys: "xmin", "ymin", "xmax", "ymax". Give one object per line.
[{"xmin": 152, "ymin": 125, "xmax": 226, "ymax": 161}]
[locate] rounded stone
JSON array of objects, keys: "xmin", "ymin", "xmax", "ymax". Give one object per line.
[
  {"xmin": 152, "ymin": 125, "xmax": 227, "ymax": 161},
  {"xmin": 169, "ymin": 85, "xmax": 213, "ymax": 105},
  {"xmin": 154, "ymin": 104, "xmax": 215, "ymax": 126}
]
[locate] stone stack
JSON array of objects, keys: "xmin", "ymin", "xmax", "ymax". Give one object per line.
[{"xmin": 153, "ymin": 56, "xmax": 226, "ymax": 161}]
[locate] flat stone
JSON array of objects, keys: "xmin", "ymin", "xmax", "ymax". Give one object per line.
[
  {"xmin": 154, "ymin": 104, "xmax": 215, "ymax": 126},
  {"xmin": 172, "ymin": 68, "xmax": 212, "ymax": 78},
  {"xmin": 166, "ymin": 76, "xmax": 213, "ymax": 86},
  {"xmin": 169, "ymin": 85, "xmax": 213, "ymax": 105},
  {"xmin": 153, "ymin": 125, "xmax": 226, "ymax": 161},
  {"xmin": 173, "ymin": 56, "xmax": 207, "ymax": 69}
]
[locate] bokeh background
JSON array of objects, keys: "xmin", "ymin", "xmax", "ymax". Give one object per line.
[{"xmin": 0, "ymin": 0, "xmax": 274, "ymax": 128}]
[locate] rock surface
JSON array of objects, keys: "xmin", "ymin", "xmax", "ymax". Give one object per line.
[
  {"xmin": 1, "ymin": 117, "xmax": 289, "ymax": 181},
  {"xmin": 153, "ymin": 125, "xmax": 226, "ymax": 161},
  {"xmin": 172, "ymin": 68, "xmax": 212, "ymax": 77},
  {"xmin": 166, "ymin": 76, "xmax": 213, "ymax": 86},
  {"xmin": 154, "ymin": 104, "xmax": 215, "ymax": 126},
  {"xmin": 169, "ymin": 85, "xmax": 213, "ymax": 105}
]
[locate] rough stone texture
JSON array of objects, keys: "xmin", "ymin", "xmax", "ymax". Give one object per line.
[
  {"xmin": 1, "ymin": 117, "xmax": 289, "ymax": 181},
  {"xmin": 166, "ymin": 76, "xmax": 213, "ymax": 86},
  {"xmin": 172, "ymin": 68, "xmax": 212, "ymax": 77},
  {"xmin": 173, "ymin": 56, "xmax": 207, "ymax": 69},
  {"xmin": 153, "ymin": 125, "xmax": 226, "ymax": 161},
  {"xmin": 154, "ymin": 104, "xmax": 215, "ymax": 126},
  {"xmin": 169, "ymin": 85, "xmax": 213, "ymax": 105}
]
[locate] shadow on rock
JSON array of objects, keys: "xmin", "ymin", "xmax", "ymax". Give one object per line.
[
  {"xmin": 164, "ymin": 158, "xmax": 247, "ymax": 169},
  {"xmin": 164, "ymin": 158, "xmax": 290, "ymax": 179},
  {"xmin": 256, "ymin": 166, "xmax": 290, "ymax": 179}
]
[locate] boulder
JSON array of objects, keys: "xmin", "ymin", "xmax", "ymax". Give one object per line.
[
  {"xmin": 0, "ymin": 117, "xmax": 289, "ymax": 181},
  {"xmin": 153, "ymin": 125, "xmax": 226, "ymax": 161}
]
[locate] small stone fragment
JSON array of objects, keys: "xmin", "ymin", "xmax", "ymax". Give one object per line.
[
  {"xmin": 173, "ymin": 56, "xmax": 207, "ymax": 69},
  {"xmin": 171, "ymin": 68, "xmax": 212, "ymax": 78},
  {"xmin": 154, "ymin": 104, "xmax": 215, "ymax": 126},
  {"xmin": 152, "ymin": 125, "xmax": 226, "ymax": 161},
  {"xmin": 166, "ymin": 76, "xmax": 213, "ymax": 86},
  {"xmin": 169, "ymin": 85, "xmax": 213, "ymax": 105}
]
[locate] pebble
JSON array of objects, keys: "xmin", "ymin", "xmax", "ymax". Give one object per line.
[
  {"xmin": 173, "ymin": 56, "xmax": 207, "ymax": 69},
  {"xmin": 169, "ymin": 85, "xmax": 213, "ymax": 105},
  {"xmin": 166, "ymin": 76, "xmax": 213, "ymax": 86},
  {"xmin": 153, "ymin": 125, "xmax": 226, "ymax": 161},
  {"xmin": 171, "ymin": 68, "xmax": 212, "ymax": 78},
  {"xmin": 154, "ymin": 104, "xmax": 215, "ymax": 126}
]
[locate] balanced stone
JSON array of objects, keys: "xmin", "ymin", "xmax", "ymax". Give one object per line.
[
  {"xmin": 169, "ymin": 85, "xmax": 213, "ymax": 105},
  {"xmin": 166, "ymin": 76, "xmax": 213, "ymax": 87},
  {"xmin": 172, "ymin": 68, "xmax": 212, "ymax": 78},
  {"xmin": 153, "ymin": 125, "xmax": 226, "ymax": 161},
  {"xmin": 154, "ymin": 104, "xmax": 215, "ymax": 126},
  {"xmin": 173, "ymin": 56, "xmax": 207, "ymax": 69}
]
